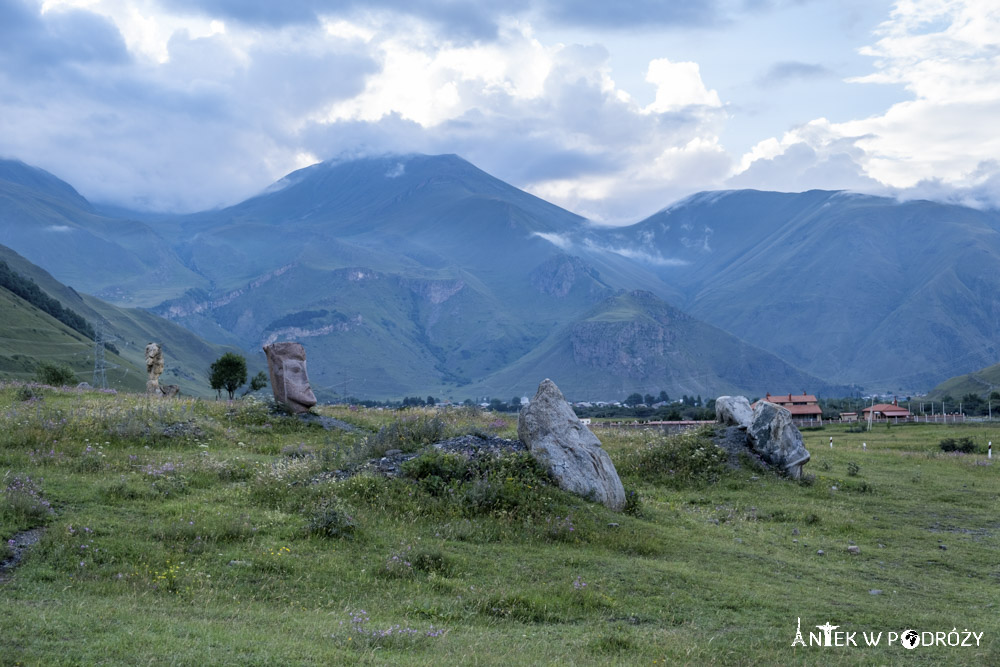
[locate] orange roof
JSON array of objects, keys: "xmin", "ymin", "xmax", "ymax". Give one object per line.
[
  {"xmin": 862, "ymin": 403, "xmax": 911, "ymax": 417},
  {"xmin": 782, "ymin": 404, "xmax": 824, "ymax": 416},
  {"xmin": 765, "ymin": 392, "xmax": 819, "ymax": 404}
]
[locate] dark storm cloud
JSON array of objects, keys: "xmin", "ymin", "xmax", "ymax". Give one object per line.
[
  {"xmin": 0, "ymin": 0, "xmax": 129, "ymax": 71},
  {"xmin": 758, "ymin": 61, "xmax": 833, "ymax": 87}
]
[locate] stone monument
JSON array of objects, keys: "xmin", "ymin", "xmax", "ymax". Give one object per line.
[{"xmin": 263, "ymin": 341, "xmax": 317, "ymax": 414}]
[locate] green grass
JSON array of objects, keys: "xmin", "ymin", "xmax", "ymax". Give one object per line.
[{"xmin": 1, "ymin": 385, "xmax": 998, "ymax": 664}]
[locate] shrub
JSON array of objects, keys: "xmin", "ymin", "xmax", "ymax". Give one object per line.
[
  {"xmin": 939, "ymin": 437, "xmax": 977, "ymax": 453},
  {"xmin": 618, "ymin": 429, "xmax": 728, "ymax": 487},
  {"xmin": 306, "ymin": 500, "xmax": 356, "ymax": 538},
  {"xmin": 401, "ymin": 450, "xmax": 468, "ymax": 495},
  {"xmin": 366, "ymin": 415, "xmax": 448, "ymax": 456},
  {"xmin": 35, "ymin": 361, "xmax": 76, "ymax": 386},
  {"xmin": 847, "ymin": 461, "xmax": 860, "ymax": 476}
]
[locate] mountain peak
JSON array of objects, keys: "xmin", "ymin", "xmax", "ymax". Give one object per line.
[{"xmin": 0, "ymin": 159, "xmax": 92, "ymax": 209}]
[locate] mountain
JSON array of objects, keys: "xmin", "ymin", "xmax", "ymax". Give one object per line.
[
  {"xmin": 2, "ymin": 154, "xmax": 996, "ymax": 400},
  {"xmin": 0, "ymin": 159, "xmax": 206, "ymax": 306},
  {"xmin": 465, "ymin": 290, "xmax": 844, "ymax": 400},
  {"xmin": 586, "ymin": 190, "xmax": 1000, "ymax": 392},
  {"xmin": 925, "ymin": 361, "xmax": 1000, "ymax": 401},
  {"xmin": 0, "ymin": 244, "xmax": 247, "ymax": 396}
]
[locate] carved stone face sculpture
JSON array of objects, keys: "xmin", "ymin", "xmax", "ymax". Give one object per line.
[
  {"xmin": 263, "ymin": 342, "xmax": 317, "ymax": 413},
  {"xmin": 145, "ymin": 343, "xmax": 164, "ymax": 381}
]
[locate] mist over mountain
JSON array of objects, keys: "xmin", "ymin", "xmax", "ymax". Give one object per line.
[
  {"xmin": 584, "ymin": 189, "xmax": 1000, "ymax": 391},
  {"xmin": 0, "ymin": 154, "xmax": 994, "ymax": 400}
]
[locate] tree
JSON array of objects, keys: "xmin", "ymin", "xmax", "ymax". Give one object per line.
[
  {"xmin": 426, "ymin": 395, "xmax": 437, "ymax": 406},
  {"xmin": 241, "ymin": 371, "xmax": 269, "ymax": 396},
  {"xmin": 644, "ymin": 393, "xmax": 656, "ymax": 406},
  {"xmin": 657, "ymin": 390, "xmax": 670, "ymax": 403},
  {"xmin": 209, "ymin": 353, "xmax": 247, "ymax": 400},
  {"xmin": 624, "ymin": 392, "xmax": 644, "ymax": 407}
]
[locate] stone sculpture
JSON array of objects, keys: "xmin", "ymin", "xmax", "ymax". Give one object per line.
[
  {"xmin": 746, "ymin": 401, "xmax": 811, "ymax": 479},
  {"xmin": 518, "ymin": 379, "xmax": 626, "ymax": 510},
  {"xmin": 144, "ymin": 343, "xmax": 180, "ymax": 397},
  {"xmin": 263, "ymin": 341, "xmax": 317, "ymax": 414}
]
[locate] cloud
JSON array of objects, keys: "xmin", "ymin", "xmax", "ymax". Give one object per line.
[
  {"xmin": 735, "ymin": 0, "xmax": 1000, "ymax": 203},
  {"xmin": 583, "ymin": 239, "xmax": 690, "ymax": 266},
  {"xmin": 757, "ymin": 61, "xmax": 833, "ymax": 87},
  {"xmin": 0, "ymin": 1, "xmax": 129, "ymax": 72},
  {"xmin": 531, "ymin": 231, "xmax": 573, "ymax": 250}
]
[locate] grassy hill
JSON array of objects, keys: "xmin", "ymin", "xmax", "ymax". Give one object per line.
[
  {"xmin": 1, "ymin": 387, "xmax": 997, "ymax": 663},
  {"xmin": 925, "ymin": 361, "xmax": 1000, "ymax": 400},
  {"xmin": 0, "ymin": 244, "xmax": 253, "ymax": 396}
]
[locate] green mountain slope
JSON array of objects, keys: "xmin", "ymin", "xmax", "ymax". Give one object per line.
[
  {"xmin": 468, "ymin": 290, "xmax": 848, "ymax": 401},
  {"xmin": 593, "ymin": 190, "xmax": 1000, "ymax": 391},
  {"xmin": 0, "ymin": 245, "xmax": 248, "ymax": 396},
  {"xmin": 925, "ymin": 361, "xmax": 1000, "ymax": 401},
  {"xmin": 0, "ymin": 159, "xmax": 206, "ymax": 306}
]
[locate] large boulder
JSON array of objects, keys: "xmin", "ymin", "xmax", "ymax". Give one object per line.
[
  {"xmin": 263, "ymin": 342, "xmax": 317, "ymax": 414},
  {"xmin": 518, "ymin": 379, "xmax": 626, "ymax": 511},
  {"xmin": 747, "ymin": 401, "xmax": 810, "ymax": 479},
  {"xmin": 716, "ymin": 396, "xmax": 753, "ymax": 428}
]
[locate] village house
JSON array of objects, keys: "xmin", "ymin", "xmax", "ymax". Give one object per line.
[
  {"xmin": 757, "ymin": 392, "xmax": 824, "ymax": 422},
  {"xmin": 862, "ymin": 399, "xmax": 912, "ymax": 421}
]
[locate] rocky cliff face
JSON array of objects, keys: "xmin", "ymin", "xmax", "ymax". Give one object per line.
[
  {"xmin": 570, "ymin": 319, "xmax": 675, "ymax": 378},
  {"xmin": 530, "ymin": 255, "xmax": 610, "ymax": 300}
]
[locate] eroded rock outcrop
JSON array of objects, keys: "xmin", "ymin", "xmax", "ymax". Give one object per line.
[
  {"xmin": 518, "ymin": 379, "xmax": 626, "ymax": 510},
  {"xmin": 715, "ymin": 395, "xmax": 753, "ymax": 428},
  {"xmin": 746, "ymin": 401, "xmax": 811, "ymax": 479},
  {"xmin": 263, "ymin": 341, "xmax": 317, "ymax": 414}
]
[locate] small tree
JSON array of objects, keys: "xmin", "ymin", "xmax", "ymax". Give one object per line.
[
  {"xmin": 209, "ymin": 353, "xmax": 247, "ymax": 400},
  {"xmin": 36, "ymin": 361, "xmax": 76, "ymax": 386},
  {"xmin": 241, "ymin": 371, "xmax": 269, "ymax": 397}
]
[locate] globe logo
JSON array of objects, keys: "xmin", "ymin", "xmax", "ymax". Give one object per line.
[{"xmin": 901, "ymin": 629, "xmax": 920, "ymax": 649}]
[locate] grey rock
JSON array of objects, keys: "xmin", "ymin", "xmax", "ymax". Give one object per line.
[
  {"xmin": 817, "ymin": 549, "xmax": 825, "ymax": 556},
  {"xmin": 518, "ymin": 379, "xmax": 626, "ymax": 511},
  {"xmin": 869, "ymin": 589, "xmax": 882, "ymax": 595},
  {"xmin": 715, "ymin": 396, "xmax": 753, "ymax": 428},
  {"xmin": 76, "ymin": 382, "xmax": 92, "ymax": 390},
  {"xmin": 939, "ymin": 544, "xmax": 948, "ymax": 550},
  {"xmin": 263, "ymin": 342, "xmax": 317, "ymax": 414},
  {"xmin": 847, "ymin": 545, "xmax": 861, "ymax": 555},
  {"xmin": 746, "ymin": 401, "xmax": 811, "ymax": 479}
]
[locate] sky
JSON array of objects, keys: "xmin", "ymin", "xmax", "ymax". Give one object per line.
[{"xmin": 1, "ymin": 0, "xmax": 999, "ymax": 223}]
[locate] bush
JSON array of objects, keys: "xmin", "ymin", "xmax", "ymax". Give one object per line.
[
  {"xmin": 618, "ymin": 429, "xmax": 728, "ymax": 487},
  {"xmin": 939, "ymin": 437, "xmax": 977, "ymax": 453},
  {"xmin": 35, "ymin": 361, "xmax": 76, "ymax": 386},
  {"xmin": 402, "ymin": 450, "xmax": 468, "ymax": 496},
  {"xmin": 366, "ymin": 415, "xmax": 448, "ymax": 456},
  {"xmin": 306, "ymin": 500, "xmax": 356, "ymax": 538}
]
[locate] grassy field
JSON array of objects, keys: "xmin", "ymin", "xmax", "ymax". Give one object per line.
[{"xmin": 1, "ymin": 384, "xmax": 998, "ymax": 665}]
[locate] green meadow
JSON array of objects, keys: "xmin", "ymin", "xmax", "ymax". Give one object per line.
[{"xmin": 1, "ymin": 384, "xmax": 997, "ymax": 665}]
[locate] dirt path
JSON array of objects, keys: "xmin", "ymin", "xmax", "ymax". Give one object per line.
[{"xmin": 0, "ymin": 527, "xmax": 45, "ymax": 584}]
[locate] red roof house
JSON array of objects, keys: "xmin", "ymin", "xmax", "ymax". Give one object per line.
[
  {"xmin": 756, "ymin": 392, "xmax": 823, "ymax": 420},
  {"xmin": 862, "ymin": 399, "xmax": 911, "ymax": 419}
]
